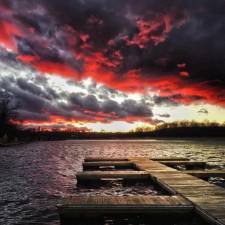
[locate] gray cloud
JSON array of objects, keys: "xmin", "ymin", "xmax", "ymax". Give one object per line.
[
  {"xmin": 198, "ymin": 108, "xmax": 208, "ymax": 114},
  {"xmin": 68, "ymin": 93, "xmax": 152, "ymax": 120},
  {"xmin": 0, "ymin": 0, "xmax": 224, "ymax": 108},
  {"xmin": 0, "ymin": 56, "xmax": 153, "ymax": 124},
  {"xmin": 157, "ymin": 113, "xmax": 170, "ymax": 118}
]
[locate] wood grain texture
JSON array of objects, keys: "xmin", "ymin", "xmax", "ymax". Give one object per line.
[
  {"xmin": 59, "ymin": 196, "xmax": 193, "ymax": 217},
  {"xmin": 76, "ymin": 170, "xmax": 150, "ymax": 181}
]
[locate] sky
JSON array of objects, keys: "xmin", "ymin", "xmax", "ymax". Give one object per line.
[{"xmin": 0, "ymin": 0, "xmax": 224, "ymax": 132}]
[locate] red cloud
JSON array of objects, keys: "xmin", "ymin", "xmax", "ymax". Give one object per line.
[
  {"xmin": 32, "ymin": 60, "xmax": 81, "ymax": 78},
  {"xmin": 124, "ymin": 14, "xmax": 187, "ymax": 48},
  {"xmin": 17, "ymin": 56, "xmax": 81, "ymax": 78},
  {"xmin": 179, "ymin": 71, "xmax": 189, "ymax": 77},
  {"xmin": 0, "ymin": 4, "xmax": 224, "ymax": 110},
  {"xmin": 16, "ymin": 45, "xmax": 225, "ymax": 108},
  {"xmin": 13, "ymin": 110, "xmax": 153, "ymax": 129},
  {"xmin": 17, "ymin": 55, "xmax": 38, "ymax": 63},
  {"xmin": 13, "ymin": 119, "xmax": 91, "ymax": 132},
  {"xmin": 0, "ymin": 20, "xmax": 22, "ymax": 52},
  {"xmin": 159, "ymin": 81, "xmax": 225, "ymax": 106}
]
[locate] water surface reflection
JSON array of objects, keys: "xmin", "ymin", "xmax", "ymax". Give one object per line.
[{"xmin": 0, "ymin": 139, "xmax": 225, "ymax": 225}]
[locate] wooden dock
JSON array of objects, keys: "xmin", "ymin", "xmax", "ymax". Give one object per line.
[{"xmin": 59, "ymin": 157, "xmax": 225, "ymax": 225}]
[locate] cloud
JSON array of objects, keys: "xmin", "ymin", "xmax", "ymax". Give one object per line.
[
  {"xmin": 157, "ymin": 113, "xmax": 170, "ymax": 118},
  {"xmin": 0, "ymin": 56, "xmax": 154, "ymax": 127},
  {"xmin": 16, "ymin": 110, "xmax": 49, "ymax": 121},
  {"xmin": 0, "ymin": 0, "xmax": 224, "ymax": 130},
  {"xmin": 123, "ymin": 13, "xmax": 187, "ymax": 48},
  {"xmin": 198, "ymin": 108, "xmax": 208, "ymax": 114},
  {"xmin": 68, "ymin": 93, "xmax": 153, "ymax": 122}
]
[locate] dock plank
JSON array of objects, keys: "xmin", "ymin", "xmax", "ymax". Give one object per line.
[{"xmin": 59, "ymin": 195, "xmax": 193, "ymax": 217}]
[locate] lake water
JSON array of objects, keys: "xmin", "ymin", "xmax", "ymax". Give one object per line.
[{"xmin": 0, "ymin": 139, "xmax": 225, "ymax": 225}]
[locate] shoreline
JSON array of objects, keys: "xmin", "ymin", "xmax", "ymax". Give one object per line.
[{"xmin": 1, "ymin": 137, "xmax": 225, "ymax": 147}]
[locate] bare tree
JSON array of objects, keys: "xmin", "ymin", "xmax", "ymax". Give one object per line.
[{"xmin": 0, "ymin": 92, "xmax": 18, "ymax": 139}]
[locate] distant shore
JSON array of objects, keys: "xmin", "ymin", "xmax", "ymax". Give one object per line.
[
  {"xmin": 17, "ymin": 126, "xmax": 225, "ymax": 142},
  {"xmin": 1, "ymin": 122, "xmax": 225, "ymax": 145}
]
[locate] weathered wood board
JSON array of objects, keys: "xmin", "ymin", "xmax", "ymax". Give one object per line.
[{"xmin": 59, "ymin": 195, "xmax": 193, "ymax": 217}]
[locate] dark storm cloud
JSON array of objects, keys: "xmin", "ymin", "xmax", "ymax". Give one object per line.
[
  {"xmin": 121, "ymin": 100, "xmax": 152, "ymax": 117},
  {"xmin": 17, "ymin": 110, "xmax": 49, "ymax": 121},
  {"xmin": 17, "ymin": 78, "xmax": 43, "ymax": 96},
  {"xmin": 0, "ymin": 75, "xmax": 70, "ymax": 121},
  {"xmin": 0, "ymin": 0, "xmax": 225, "ymax": 118},
  {"xmin": 0, "ymin": 76, "xmax": 48, "ymax": 113},
  {"xmin": 153, "ymin": 94, "xmax": 205, "ymax": 106},
  {"xmin": 69, "ymin": 94, "xmax": 100, "ymax": 112},
  {"xmin": 1, "ymin": 0, "xmax": 83, "ymax": 71},
  {"xmin": 153, "ymin": 95, "xmax": 179, "ymax": 106},
  {"xmin": 69, "ymin": 93, "xmax": 153, "ymax": 120},
  {"xmin": 36, "ymin": 0, "xmax": 225, "ymax": 84},
  {"xmin": 0, "ymin": 61, "xmax": 153, "ymax": 124},
  {"xmin": 2, "ymin": 0, "xmax": 224, "ymax": 83}
]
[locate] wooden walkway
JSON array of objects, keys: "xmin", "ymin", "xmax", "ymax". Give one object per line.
[
  {"xmin": 131, "ymin": 157, "xmax": 225, "ymax": 224},
  {"xmin": 59, "ymin": 157, "xmax": 225, "ymax": 225}
]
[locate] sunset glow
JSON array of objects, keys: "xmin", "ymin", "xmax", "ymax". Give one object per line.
[{"xmin": 0, "ymin": 0, "xmax": 224, "ymax": 132}]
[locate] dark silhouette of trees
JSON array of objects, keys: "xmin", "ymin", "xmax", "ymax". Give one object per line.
[
  {"xmin": 25, "ymin": 120, "xmax": 225, "ymax": 141},
  {"xmin": 0, "ymin": 92, "xmax": 19, "ymax": 142},
  {"xmin": 133, "ymin": 121, "xmax": 225, "ymax": 138}
]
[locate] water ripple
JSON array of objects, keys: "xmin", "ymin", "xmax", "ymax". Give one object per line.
[{"xmin": 0, "ymin": 138, "xmax": 225, "ymax": 224}]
